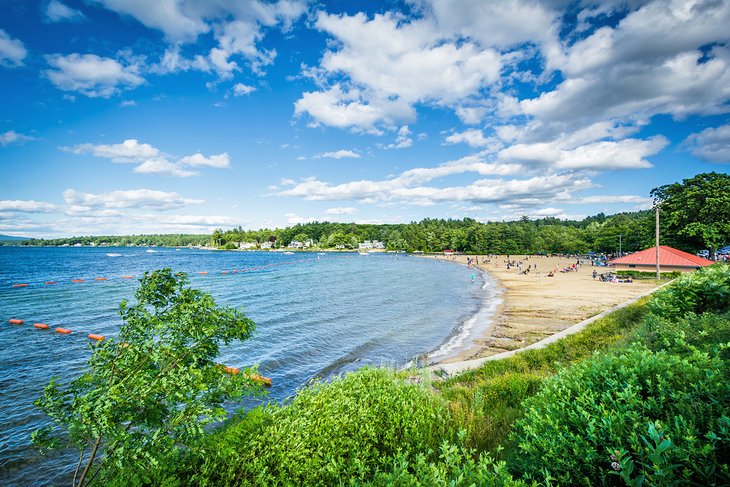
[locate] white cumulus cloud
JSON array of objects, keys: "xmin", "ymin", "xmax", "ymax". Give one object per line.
[
  {"xmin": 683, "ymin": 124, "xmax": 730, "ymax": 163},
  {"xmin": 233, "ymin": 83, "xmax": 256, "ymax": 96},
  {"xmin": 313, "ymin": 149, "xmax": 361, "ymax": 159},
  {"xmin": 0, "ymin": 200, "xmax": 57, "ymax": 212},
  {"xmin": 45, "ymin": 0, "xmax": 86, "ymax": 22},
  {"xmin": 45, "ymin": 53, "xmax": 144, "ymax": 98},
  {"xmin": 0, "ymin": 30, "xmax": 27, "ymax": 67},
  {"xmin": 61, "ymin": 139, "xmax": 230, "ymax": 177},
  {"xmin": 178, "ymin": 152, "xmax": 230, "ymax": 168},
  {"xmin": 0, "ymin": 130, "xmax": 34, "ymax": 146},
  {"xmin": 63, "ymin": 189, "xmax": 204, "ymax": 211}
]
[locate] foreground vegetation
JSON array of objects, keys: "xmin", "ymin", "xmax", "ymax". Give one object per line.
[
  {"xmin": 34, "ymin": 265, "xmax": 730, "ymax": 485},
  {"xmin": 175, "ymin": 265, "xmax": 729, "ymax": 486}
]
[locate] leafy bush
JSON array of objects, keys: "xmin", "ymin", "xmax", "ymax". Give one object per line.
[
  {"xmin": 615, "ymin": 270, "xmax": 681, "ymax": 280},
  {"xmin": 511, "ymin": 348, "xmax": 730, "ymax": 485},
  {"xmin": 637, "ymin": 310, "xmax": 730, "ymax": 360},
  {"xmin": 649, "ymin": 265, "xmax": 730, "ymax": 319},
  {"xmin": 364, "ymin": 440, "xmax": 530, "ymax": 486},
  {"xmin": 187, "ymin": 367, "xmax": 457, "ymax": 486}
]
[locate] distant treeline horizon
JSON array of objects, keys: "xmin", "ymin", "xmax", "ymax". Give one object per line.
[{"xmin": 4, "ymin": 209, "xmax": 699, "ymax": 255}]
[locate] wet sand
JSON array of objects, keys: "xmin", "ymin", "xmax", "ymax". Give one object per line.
[{"xmin": 431, "ymin": 255, "xmax": 660, "ymax": 363}]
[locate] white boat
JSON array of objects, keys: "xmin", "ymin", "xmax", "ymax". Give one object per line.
[
  {"xmin": 359, "ymin": 251, "xmax": 369, "ymax": 256},
  {"xmin": 146, "ymin": 249, "xmax": 157, "ymax": 253},
  {"xmin": 283, "ymin": 251, "xmax": 294, "ymax": 255},
  {"xmin": 106, "ymin": 253, "xmax": 121, "ymax": 257}
]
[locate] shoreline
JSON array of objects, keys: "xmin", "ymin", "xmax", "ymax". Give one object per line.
[{"xmin": 426, "ymin": 254, "xmax": 661, "ymax": 365}]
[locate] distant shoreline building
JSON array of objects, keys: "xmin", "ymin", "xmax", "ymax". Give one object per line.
[{"xmin": 608, "ymin": 245, "xmax": 714, "ymax": 273}]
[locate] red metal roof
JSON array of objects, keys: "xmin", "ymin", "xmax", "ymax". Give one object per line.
[{"xmin": 608, "ymin": 246, "xmax": 714, "ymax": 268}]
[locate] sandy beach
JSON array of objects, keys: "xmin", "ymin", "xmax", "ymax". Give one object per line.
[{"xmin": 431, "ymin": 254, "xmax": 660, "ymax": 363}]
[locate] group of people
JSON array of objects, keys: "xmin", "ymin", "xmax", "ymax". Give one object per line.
[{"xmin": 593, "ymin": 269, "xmax": 633, "ymax": 283}]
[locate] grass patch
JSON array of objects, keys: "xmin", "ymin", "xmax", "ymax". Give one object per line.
[{"xmin": 436, "ymin": 299, "xmax": 650, "ymax": 452}]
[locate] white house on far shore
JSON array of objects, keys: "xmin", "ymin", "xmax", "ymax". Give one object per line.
[
  {"xmin": 238, "ymin": 242, "xmax": 257, "ymax": 250},
  {"xmin": 358, "ymin": 240, "xmax": 385, "ymax": 250},
  {"xmin": 287, "ymin": 239, "xmax": 314, "ymax": 249}
]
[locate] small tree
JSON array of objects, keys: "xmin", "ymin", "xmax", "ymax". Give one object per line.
[
  {"xmin": 33, "ymin": 269, "xmax": 261, "ymax": 486},
  {"xmin": 651, "ymin": 172, "xmax": 730, "ymax": 259}
]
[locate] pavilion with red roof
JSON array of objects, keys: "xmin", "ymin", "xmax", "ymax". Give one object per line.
[{"xmin": 608, "ymin": 245, "xmax": 714, "ymax": 273}]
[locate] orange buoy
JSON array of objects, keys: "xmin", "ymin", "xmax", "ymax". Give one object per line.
[
  {"xmin": 45, "ymin": 281, "xmax": 57, "ymax": 285},
  {"xmin": 120, "ymin": 275, "xmax": 134, "ymax": 279},
  {"xmin": 55, "ymin": 327, "xmax": 72, "ymax": 334},
  {"xmin": 88, "ymin": 333, "xmax": 105, "ymax": 341},
  {"xmin": 198, "ymin": 271, "xmax": 208, "ymax": 275},
  {"xmin": 221, "ymin": 271, "xmax": 229, "ymax": 275},
  {"xmin": 34, "ymin": 323, "xmax": 49, "ymax": 329},
  {"xmin": 223, "ymin": 365, "xmax": 240, "ymax": 374},
  {"xmin": 9, "ymin": 319, "xmax": 25, "ymax": 325},
  {"xmin": 71, "ymin": 279, "xmax": 85, "ymax": 283},
  {"xmin": 12, "ymin": 283, "xmax": 29, "ymax": 288},
  {"xmin": 251, "ymin": 374, "xmax": 273, "ymax": 388},
  {"xmin": 94, "ymin": 277, "xmax": 108, "ymax": 281}
]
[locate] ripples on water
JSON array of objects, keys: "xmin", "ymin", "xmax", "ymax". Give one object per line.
[{"xmin": 0, "ymin": 247, "xmax": 496, "ymax": 485}]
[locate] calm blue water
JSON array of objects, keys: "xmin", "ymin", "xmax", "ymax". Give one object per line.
[{"xmin": 0, "ymin": 247, "xmax": 496, "ymax": 485}]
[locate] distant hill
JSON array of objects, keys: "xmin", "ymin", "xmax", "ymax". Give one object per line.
[{"xmin": 0, "ymin": 234, "xmax": 29, "ymax": 241}]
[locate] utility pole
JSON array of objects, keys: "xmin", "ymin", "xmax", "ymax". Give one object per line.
[
  {"xmin": 655, "ymin": 206, "xmax": 660, "ymax": 281},
  {"xmin": 619, "ymin": 234, "xmax": 622, "ymax": 257}
]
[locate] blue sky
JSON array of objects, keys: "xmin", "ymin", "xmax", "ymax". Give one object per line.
[{"xmin": 0, "ymin": 0, "xmax": 729, "ymax": 238}]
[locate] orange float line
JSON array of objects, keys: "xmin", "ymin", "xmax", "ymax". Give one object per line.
[
  {"xmin": 88, "ymin": 333, "xmax": 105, "ymax": 341},
  {"xmin": 219, "ymin": 365, "xmax": 272, "ymax": 387},
  {"xmin": 55, "ymin": 327, "xmax": 72, "ymax": 334},
  {"xmin": 9, "ymin": 319, "xmax": 24, "ymax": 325},
  {"xmin": 34, "ymin": 323, "xmax": 49, "ymax": 329},
  {"xmin": 12, "ymin": 283, "xmax": 29, "ymax": 288},
  {"xmin": 198, "ymin": 271, "xmax": 208, "ymax": 275},
  {"xmin": 94, "ymin": 277, "xmax": 108, "ymax": 281},
  {"xmin": 120, "ymin": 275, "xmax": 134, "ymax": 279},
  {"xmin": 251, "ymin": 374, "xmax": 273, "ymax": 388},
  {"xmin": 71, "ymin": 279, "xmax": 85, "ymax": 283},
  {"xmin": 220, "ymin": 271, "xmax": 229, "ymax": 275},
  {"xmin": 45, "ymin": 281, "xmax": 57, "ymax": 285}
]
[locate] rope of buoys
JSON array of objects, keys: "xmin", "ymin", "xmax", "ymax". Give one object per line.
[
  {"xmin": 8, "ymin": 310, "xmax": 277, "ymax": 389},
  {"xmin": 251, "ymin": 374, "xmax": 273, "ymax": 387},
  {"xmin": 4, "ymin": 255, "xmax": 320, "ymax": 289},
  {"xmin": 219, "ymin": 365, "xmax": 272, "ymax": 387}
]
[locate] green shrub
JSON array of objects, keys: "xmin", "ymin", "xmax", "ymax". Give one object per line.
[
  {"xmin": 649, "ymin": 265, "xmax": 730, "ymax": 319},
  {"xmin": 637, "ymin": 310, "xmax": 730, "ymax": 360},
  {"xmin": 615, "ymin": 270, "xmax": 681, "ymax": 280},
  {"xmin": 511, "ymin": 348, "xmax": 730, "ymax": 485},
  {"xmin": 364, "ymin": 440, "xmax": 530, "ymax": 486},
  {"xmin": 187, "ymin": 367, "xmax": 457, "ymax": 486}
]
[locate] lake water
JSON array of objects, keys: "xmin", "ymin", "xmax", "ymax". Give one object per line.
[{"xmin": 0, "ymin": 246, "xmax": 498, "ymax": 485}]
